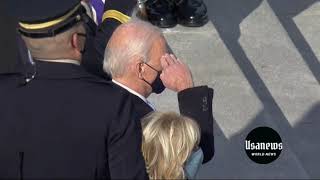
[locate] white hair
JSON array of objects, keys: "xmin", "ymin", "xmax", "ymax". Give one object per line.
[{"xmin": 103, "ymin": 20, "xmax": 162, "ymax": 78}]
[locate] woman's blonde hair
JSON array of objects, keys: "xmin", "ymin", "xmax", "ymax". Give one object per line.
[{"xmin": 141, "ymin": 112, "xmax": 201, "ymax": 179}]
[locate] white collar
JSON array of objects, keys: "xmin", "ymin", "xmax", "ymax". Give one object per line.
[
  {"xmin": 36, "ymin": 59, "xmax": 81, "ymax": 65},
  {"xmin": 112, "ymin": 79, "xmax": 155, "ymax": 110}
]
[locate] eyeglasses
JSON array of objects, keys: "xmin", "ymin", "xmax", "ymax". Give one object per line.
[{"xmin": 76, "ymin": 33, "xmax": 86, "ymax": 37}]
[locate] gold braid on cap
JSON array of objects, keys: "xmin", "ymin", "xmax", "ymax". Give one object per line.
[
  {"xmin": 102, "ymin": 10, "xmax": 131, "ymax": 23},
  {"xmin": 19, "ymin": 4, "xmax": 82, "ymax": 30}
]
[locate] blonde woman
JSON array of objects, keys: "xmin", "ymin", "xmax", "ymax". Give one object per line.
[{"xmin": 142, "ymin": 112, "xmax": 204, "ymax": 179}]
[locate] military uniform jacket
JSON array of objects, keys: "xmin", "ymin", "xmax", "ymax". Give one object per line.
[{"xmin": 0, "ymin": 61, "xmax": 148, "ymax": 179}]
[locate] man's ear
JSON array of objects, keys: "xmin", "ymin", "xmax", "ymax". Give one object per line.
[
  {"xmin": 133, "ymin": 58, "xmax": 145, "ymax": 79},
  {"xmin": 71, "ymin": 33, "xmax": 82, "ymax": 53}
]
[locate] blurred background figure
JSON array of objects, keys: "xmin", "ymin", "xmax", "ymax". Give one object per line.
[
  {"xmin": 144, "ymin": 0, "xmax": 208, "ymax": 28},
  {"xmin": 0, "ymin": 1, "xmax": 26, "ymax": 75},
  {"xmin": 141, "ymin": 112, "xmax": 203, "ymax": 179},
  {"xmin": 81, "ymin": 0, "xmax": 105, "ymax": 24}
]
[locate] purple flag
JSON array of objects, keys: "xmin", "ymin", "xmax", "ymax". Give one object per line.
[{"xmin": 91, "ymin": 0, "xmax": 105, "ymax": 24}]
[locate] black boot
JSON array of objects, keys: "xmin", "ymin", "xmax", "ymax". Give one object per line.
[
  {"xmin": 175, "ymin": 0, "xmax": 209, "ymax": 27},
  {"xmin": 145, "ymin": 0, "xmax": 177, "ymax": 28}
]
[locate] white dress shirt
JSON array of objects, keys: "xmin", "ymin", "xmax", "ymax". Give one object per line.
[
  {"xmin": 36, "ymin": 59, "xmax": 81, "ymax": 65},
  {"xmin": 112, "ymin": 79, "xmax": 155, "ymax": 110}
]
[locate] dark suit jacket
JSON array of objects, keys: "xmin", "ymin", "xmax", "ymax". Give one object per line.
[
  {"xmin": 0, "ymin": 61, "xmax": 148, "ymax": 179},
  {"xmin": 0, "ymin": 1, "xmax": 24, "ymax": 74},
  {"xmin": 178, "ymin": 86, "xmax": 215, "ymax": 163},
  {"xmin": 118, "ymin": 84, "xmax": 215, "ymax": 164}
]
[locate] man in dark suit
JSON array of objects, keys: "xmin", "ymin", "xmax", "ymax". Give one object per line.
[
  {"xmin": 104, "ymin": 20, "xmax": 215, "ymax": 163},
  {"xmin": 0, "ymin": 0, "xmax": 149, "ymax": 179},
  {"xmin": 3, "ymin": 0, "xmax": 134, "ymax": 80}
]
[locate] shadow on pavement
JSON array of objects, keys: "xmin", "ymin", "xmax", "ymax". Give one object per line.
[
  {"xmin": 291, "ymin": 102, "xmax": 320, "ymax": 177},
  {"xmin": 204, "ymin": 0, "xmax": 293, "ymax": 146},
  {"xmin": 268, "ymin": 0, "xmax": 320, "ymax": 84},
  {"xmin": 201, "ymin": 0, "xmax": 320, "ymax": 178}
]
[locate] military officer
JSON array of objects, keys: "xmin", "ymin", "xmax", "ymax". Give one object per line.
[
  {"xmin": 0, "ymin": 0, "xmax": 149, "ymax": 179},
  {"xmin": 144, "ymin": 0, "xmax": 209, "ymax": 28},
  {"xmin": 82, "ymin": 0, "xmax": 136, "ymax": 78}
]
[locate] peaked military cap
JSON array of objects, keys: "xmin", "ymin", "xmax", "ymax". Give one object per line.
[{"xmin": 14, "ymin": 0, "xmax": 88, "ymax": 38}]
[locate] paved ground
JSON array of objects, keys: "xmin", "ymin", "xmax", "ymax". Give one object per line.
[{"xmin": 149, "ymin": 0, "xmax": 320, "ymax": 179}]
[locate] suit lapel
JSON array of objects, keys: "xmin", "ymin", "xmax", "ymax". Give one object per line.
[{"xmin": 130, "ymin": 94, "xmax": 154, "ymax": 120}]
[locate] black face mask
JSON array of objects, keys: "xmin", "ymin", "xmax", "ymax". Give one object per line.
[{"xmin": 142, "ymin": 63, "xmax": 166, "ymax": 94}]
